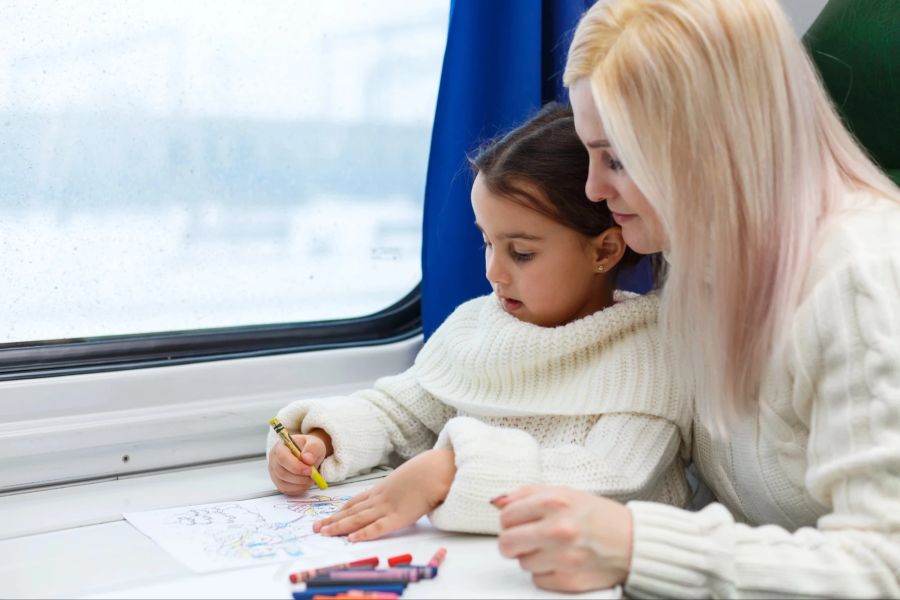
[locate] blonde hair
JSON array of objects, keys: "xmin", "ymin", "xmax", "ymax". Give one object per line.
[{"xmin": 565, "ymin": 0, "xmax": 900, "ymax": 432}]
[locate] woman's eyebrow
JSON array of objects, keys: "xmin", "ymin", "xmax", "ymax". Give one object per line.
[{"xmin": 586, "ymin": 139, "xmax": 610, "ymax": 149}]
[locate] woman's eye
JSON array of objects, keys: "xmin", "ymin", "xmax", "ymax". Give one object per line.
[
  {"xmin": 481, "ymin": 240, "xmax": 492, "ymax": 250},
  {"xmin": 606, "ymin": 156, "xmax": 624, "ymax": 172}
]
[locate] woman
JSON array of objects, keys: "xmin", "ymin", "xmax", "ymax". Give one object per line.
[{"xmin": 494, "ymin": 0, "xmax": 900, "ymax": 597}]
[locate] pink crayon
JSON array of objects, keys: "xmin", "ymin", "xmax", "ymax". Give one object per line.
[
  {"xmin": 289, "ymin": 556, "xmax": 379, "ymax": 583},
  {"xmin": 427, "ymin": 547, "xmax": 447, "ymax": 567}
]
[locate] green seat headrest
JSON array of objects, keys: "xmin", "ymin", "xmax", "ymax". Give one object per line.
[{"xmin": 803, "ymin": 0, "xmax": 900, "ymax": 185}]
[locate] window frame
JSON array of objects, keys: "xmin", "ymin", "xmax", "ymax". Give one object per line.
[{"xmin": 0, "ymin": 285, "xmax": 421, "ymax": 382}]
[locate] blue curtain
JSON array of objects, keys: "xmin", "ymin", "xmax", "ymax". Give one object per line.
[{"xmin": 420, "ymin": 0, "xmax": 650, "ymax": 338}]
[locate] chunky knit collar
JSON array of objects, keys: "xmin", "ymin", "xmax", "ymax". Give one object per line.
[{"xmin": 413, "ymin": 291, "xmax": 687, "ymax": 433}]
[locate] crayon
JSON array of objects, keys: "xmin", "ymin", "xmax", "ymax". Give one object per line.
[
  {"xmin": 306, "ymin": 575, "xmax": 411, "ymax": 587},
  {"xmin": 391, "ymin": 564, "xmax": 440, "ymax": 577},
  {"xmin": 427, "ymin": 547, "xmax": 447, "ymax": 567},
  {"xmin": 269, "ymin": 418, "xmax": 328, "ymax": 490},
  {"xmin": 312, "ymin": 590, "xmax": 400, "ymax": 600},
  {"xmin": 386, "ymin": 553, "xmax": 412, "ymax": 567},
  {"xmin": 289, "ymin": 556, "xmax": 380, "ymax": 583},
  {"xmin": 329, "ymin": 566, "xmax": 436, "ymax": 580},
  {"xmin": 310, "ymin": 593, "xmax": 399, "ymax": 600},
  {"xmin": 292, "ymin": 584, "xmax": 406, "ymax": 600}
]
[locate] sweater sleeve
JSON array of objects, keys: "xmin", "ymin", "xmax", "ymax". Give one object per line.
[
  {"xmin": 428, "ymin": 413, "xmax": 687, "ymax": 534},
  {"xmin": 265, "ymin": 366, "xmax": 456, "ymax": 482},
  {"xmin": 625, "ymin": 256, "xmax": 900, "ymax": 599}
]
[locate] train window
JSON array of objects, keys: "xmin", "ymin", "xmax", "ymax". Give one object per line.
[{"xmin": 0, "ymin": 1, "xmax": 448, "ymax": 346}]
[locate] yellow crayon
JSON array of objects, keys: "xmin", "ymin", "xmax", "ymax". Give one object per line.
[{"xmin": 269, "ymin": 417, "xmax": 328, "ymax": 490}]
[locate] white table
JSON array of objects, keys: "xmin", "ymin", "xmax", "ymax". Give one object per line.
[{"xmin": 0, "ymin": 459, "xmax": 619, "ymax": 599}]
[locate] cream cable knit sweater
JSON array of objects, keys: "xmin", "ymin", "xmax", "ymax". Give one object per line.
[
  {"xmin": 626, "ymin": 191, "xmax": 900, "ymax": 598},
  {"xmin": 268, "ymin": 291, "xmax": 692, "ymax": 533}
]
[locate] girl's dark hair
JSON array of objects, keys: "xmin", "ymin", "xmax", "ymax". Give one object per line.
[{"xmin": 469, "ymin": 101, "xmax": 640, "ymax": 274}]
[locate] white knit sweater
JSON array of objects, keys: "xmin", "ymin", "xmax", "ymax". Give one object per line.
[
  {"xmin": 268, "ymin": 291, "xmax": 692, "ymax": 533},
  {"xmin": 626, "ymin": 191, "xmax": 900, "ymax": 598}
]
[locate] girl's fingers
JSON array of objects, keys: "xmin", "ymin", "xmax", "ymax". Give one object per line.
[
  {"xmin": 276, "ymin": 448, "xmax": 310, "ymax": 476},
  {"xmin": 274, "ymin": 461, "xmax": 311, "ymax": 484},
  {"xmin": 340, "ymin": 490, "xmax": 371, "ymax": 512},
  {"xmin": 320, "ymin": 505, "xmax": 383, "ymax": 537},
  {"xmin": 315, "ymin": 491, "xmax": 371, "ymax": 529},
  {"xmin": 315, "ymin": 496, "xmax": 373, "ymax": 531},
  {"xmin": 347, "ymin": 515, "xmax": 394, "ymax": 542}
]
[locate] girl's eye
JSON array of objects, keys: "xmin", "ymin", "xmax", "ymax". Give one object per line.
[
  {"xmin": 606, "ymin": 156, "xmax": 624, "ymax": 172},
  {"xmin": 510, "ymin": 250, "xmax": 534, "ymax": 262},
  {"xmin": 481, "ymin": 240, "xmax": 492, "ymax": 250}
]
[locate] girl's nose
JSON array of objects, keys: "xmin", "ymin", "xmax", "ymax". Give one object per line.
[{"xmin": 485, "ymin": 252, "xmax": 509, "ymax": 285}]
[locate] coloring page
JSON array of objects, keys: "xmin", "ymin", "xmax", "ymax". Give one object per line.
[{"xmin": 123, "ymin": 482, "xmax": 372, "ymax": 572}]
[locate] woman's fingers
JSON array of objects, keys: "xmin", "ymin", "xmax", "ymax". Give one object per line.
[
  {"xmin": 498, "ymin": 489, "xmax": 569, "ymax": 529},
  {"xmin": 497, "ymin": 521, "xmax": 544, "ymax": 558}
]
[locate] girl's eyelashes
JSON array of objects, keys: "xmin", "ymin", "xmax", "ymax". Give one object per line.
[
  {"xmin": 606, "ymin": 156, "xmax": 624, "ymax": 172},
  {"xmin": 480, "ymin": 238, "xmax": 533, "ymax": 263}
]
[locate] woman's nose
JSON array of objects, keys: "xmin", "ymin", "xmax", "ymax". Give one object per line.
[{"xmin": 585, "ymin": 163, "xmax": 614, "ymax": 203}]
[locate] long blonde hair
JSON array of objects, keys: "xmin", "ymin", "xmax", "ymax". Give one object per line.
[{"xmin": 565, "ymin": 0, "xmax": 900, "ymax": 432}]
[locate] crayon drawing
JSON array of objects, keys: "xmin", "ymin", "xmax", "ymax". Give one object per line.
[{"xmin": 124, "ymin": 487, "xmax": 362, "ymax": 572}]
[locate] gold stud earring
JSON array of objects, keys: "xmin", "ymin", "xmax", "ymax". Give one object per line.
[{"xmin": 596, "ymin": 265, "xmax": 605, "ymax": 273}]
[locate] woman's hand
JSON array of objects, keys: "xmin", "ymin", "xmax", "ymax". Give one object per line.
[
  {"xmin": 267, "ymin": 429, "xmax": 332, "ymax": 496},
  {"xmin": 313, "ymin": 448, "xmax": 457, "ymax": 542},
  {"xmin": 495, "ymin": 485, "xmax": 633, "ymax": 593}
]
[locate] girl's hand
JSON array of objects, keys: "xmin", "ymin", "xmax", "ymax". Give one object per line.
[
  {"xmin": 267, "ymin": 429, "xmax": 331, "ymax": 496},
  {"xmin": 496, "ymin": 485, "xmax": 633, "ymax": 593},
  {"xmin": 314, "ymin": 448, "xmax": 456, "ymax": 542}
]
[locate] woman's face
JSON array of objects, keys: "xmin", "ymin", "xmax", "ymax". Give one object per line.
[{"xmin": 570, "ymin": 79, "xmax": 667, "ymax": 254}]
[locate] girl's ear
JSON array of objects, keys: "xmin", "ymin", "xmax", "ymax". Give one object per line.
[{"xmin": 590, "ymin": 227, "xmax": 627, "ymax": 272}]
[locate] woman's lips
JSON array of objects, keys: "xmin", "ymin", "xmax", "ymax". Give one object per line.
[{"xmin": 611, "ymin": 211, "xmax": 637, "ymax": 224}]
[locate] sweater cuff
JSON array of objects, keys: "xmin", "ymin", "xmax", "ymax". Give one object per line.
[
  {"xmin": 271, "ymin": 396, "xmax": 392, "ymax": 483},
  {"xmin": 429, "ymin": 417, "xmax": 541, "ymax": 534},
  {"xmin": 625, "ymin": 501, "xmax": 735, "ymax": 599}
]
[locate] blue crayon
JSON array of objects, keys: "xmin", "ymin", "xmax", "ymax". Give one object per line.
[
  {"xmin": 291, "ymin": 583, "xmax": 406, "ymax": 600},
  {"xmin": 393, "ymin": 564, "xmax": 439, "ymax": 578}
]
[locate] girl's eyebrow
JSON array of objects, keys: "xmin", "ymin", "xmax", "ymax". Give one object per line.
[
  {"xmin": 474, "ymin": 222, "xmax": 543, "ymax": 241},
  {"xmin": 586, "ymin": 139, "xmax": 610, "ymax": 149}
]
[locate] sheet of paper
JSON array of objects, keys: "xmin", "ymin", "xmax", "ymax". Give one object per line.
[{"xmin": 123, "ymin": 481, "xmax": 373, "ymax": 572}]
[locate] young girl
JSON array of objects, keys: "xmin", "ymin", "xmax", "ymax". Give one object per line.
[{"xmin": 267, "ymin": 102, "xmax": 691, "ymax": 540}]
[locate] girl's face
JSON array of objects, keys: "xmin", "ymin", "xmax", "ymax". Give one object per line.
[
  {"xmin": 570, "ymin": 79, "xmax": 667, "ymax": 254},
  {"xmin": 471, "ymin": 173, "xmax": 617, "ymax": 327}
]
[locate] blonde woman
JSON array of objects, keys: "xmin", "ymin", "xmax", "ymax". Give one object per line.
[{"xmin": 494, "ymin": 0, "xmax": 900, "ymax": 597}]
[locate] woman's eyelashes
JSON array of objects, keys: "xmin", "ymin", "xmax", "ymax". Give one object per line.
[{"xmin": 605, "ymin": 154, "xmax": 624, "ymax": 172}]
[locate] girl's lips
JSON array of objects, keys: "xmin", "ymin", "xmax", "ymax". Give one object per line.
[
  {"xmin": 499, "ymin": 296, "xmax": 523, "ymax": 312},
  {"xmin": 611, "ymin": 211, "xmax": 637, "ymax": 225}
]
